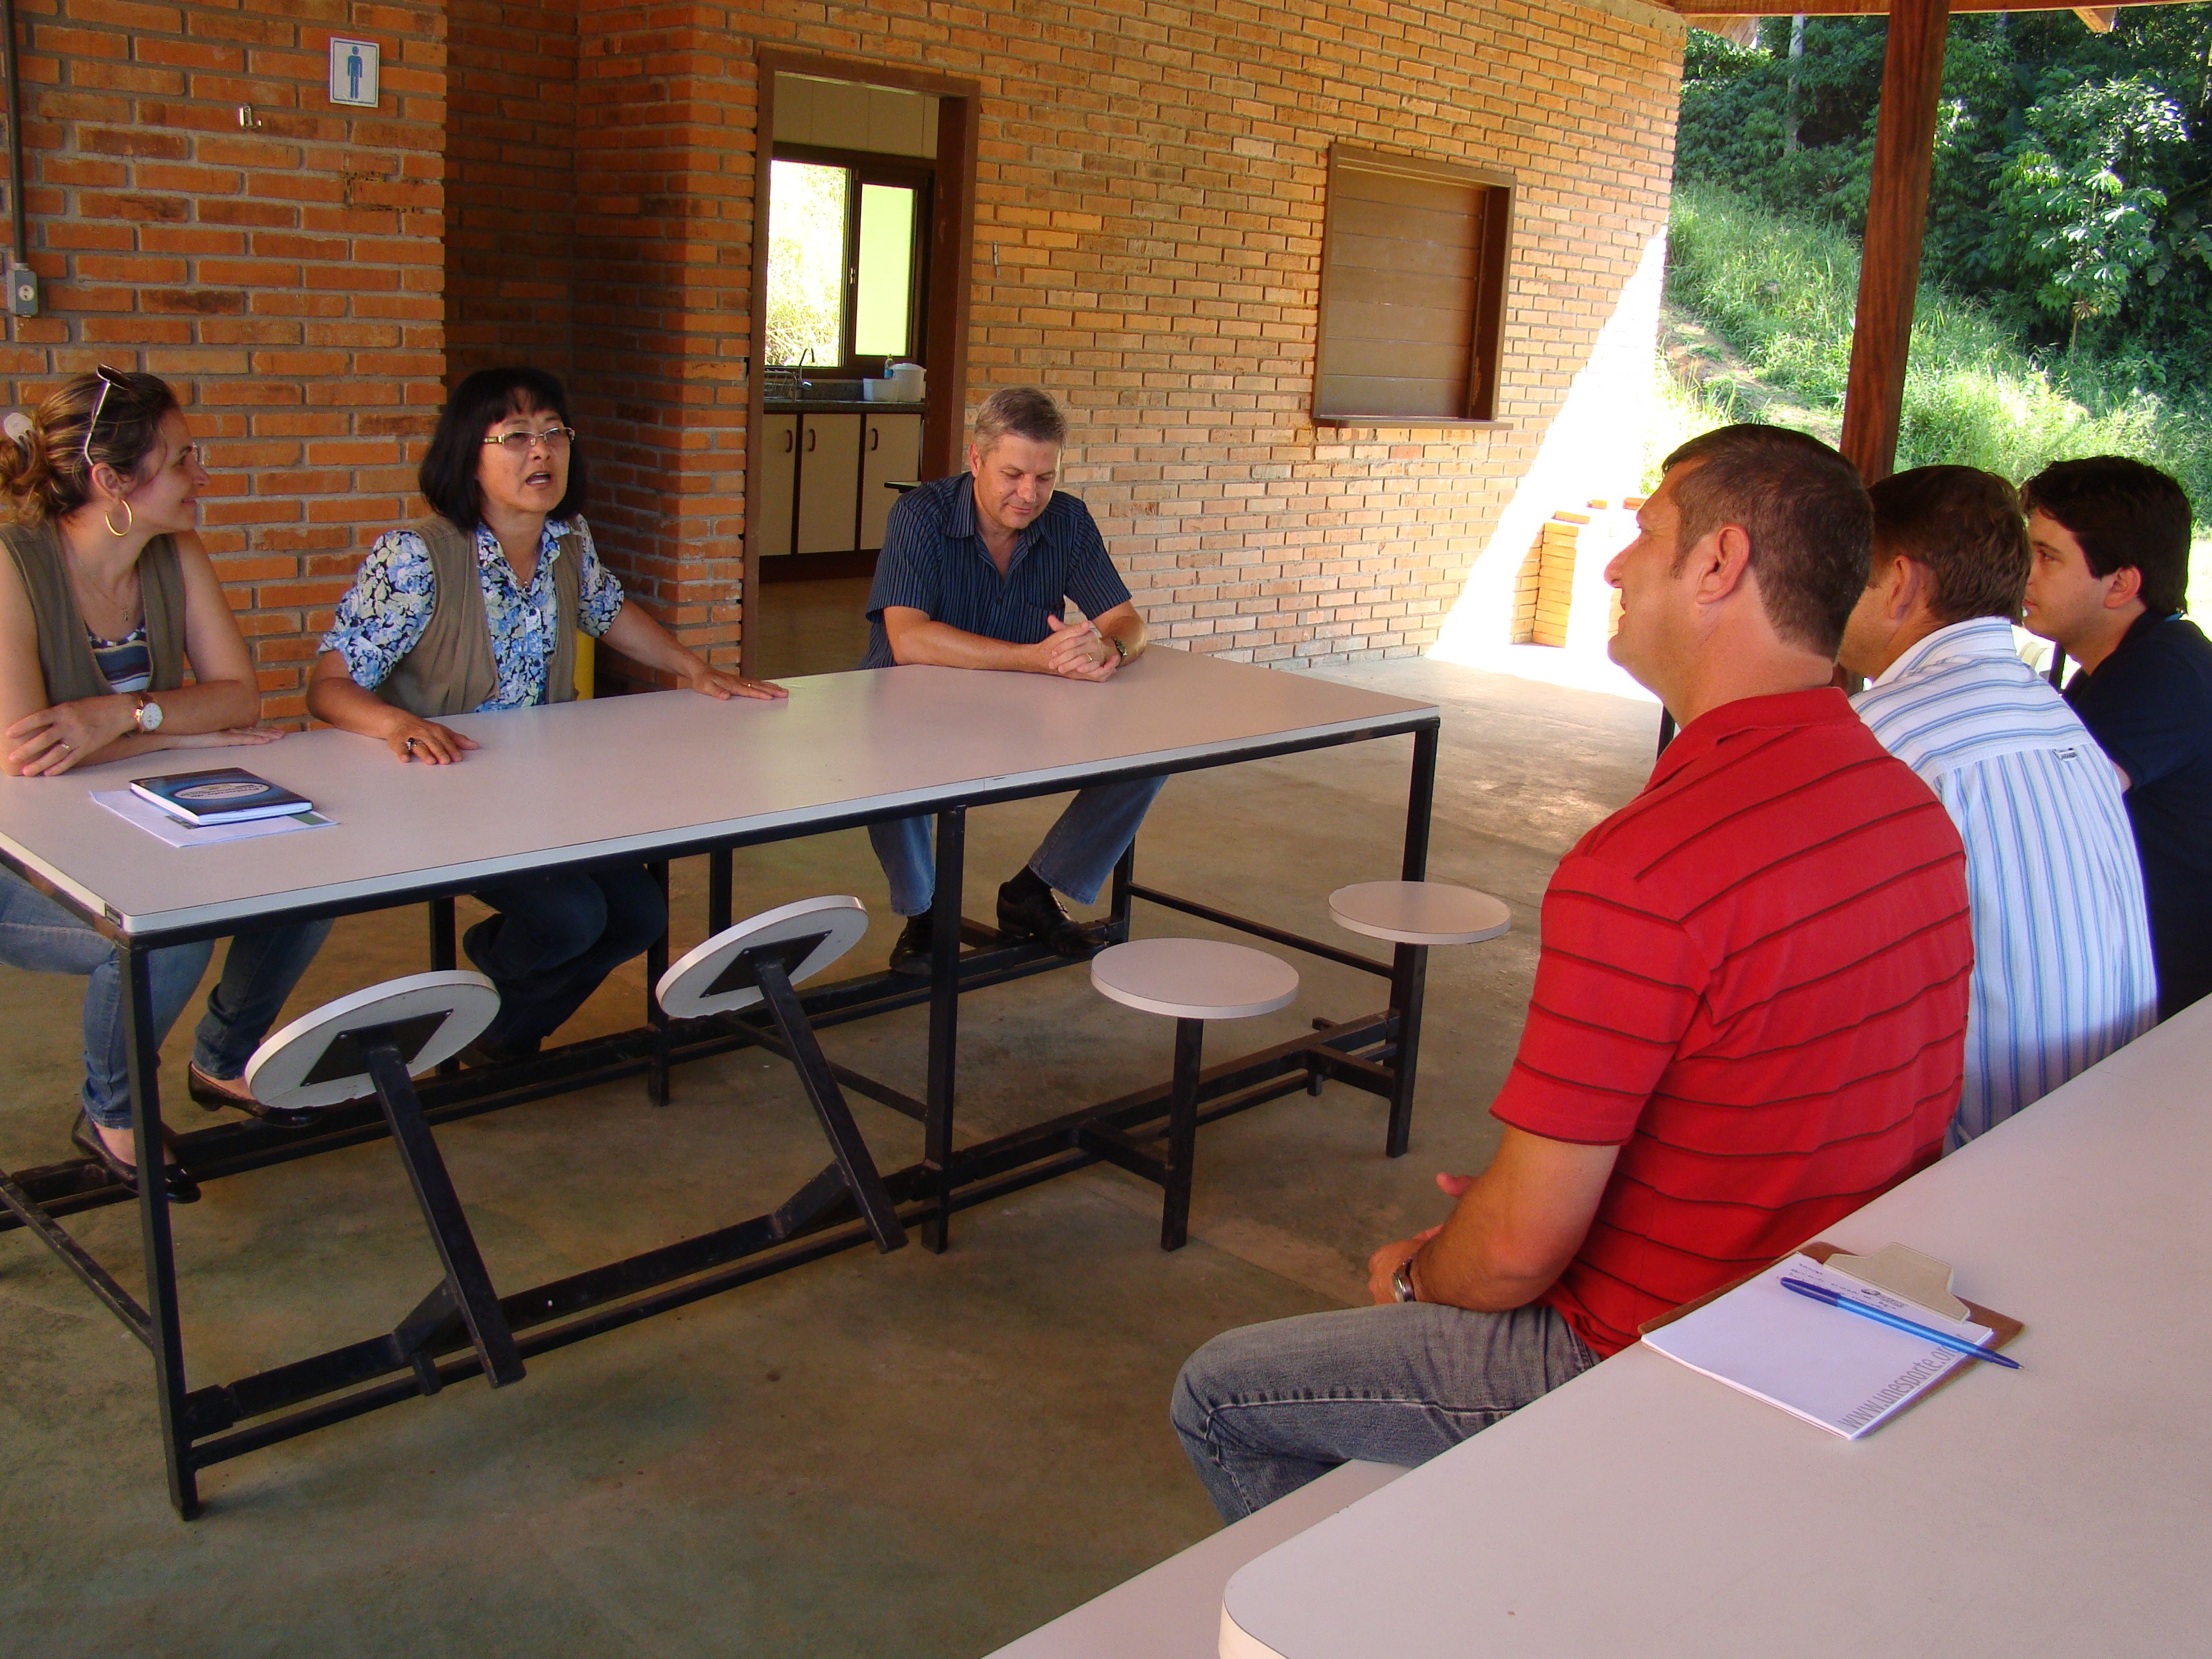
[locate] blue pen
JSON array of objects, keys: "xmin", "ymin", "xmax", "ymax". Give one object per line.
[{"xmin": 1779, "ymin": 1276, "xmax": 2022, "ymax": 1369}]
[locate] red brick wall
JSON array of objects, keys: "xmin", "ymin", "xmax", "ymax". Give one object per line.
[
  {"xmin": 3, "ymin": 0, "xmax": 448, "ymax": 717},
  {"xmin": 445, "ymin": 0, "xmax": 575, "ymax": 381},
  {"xmin": 7, "ymin": 0, "xmax": 1682, "ymax": 694}
]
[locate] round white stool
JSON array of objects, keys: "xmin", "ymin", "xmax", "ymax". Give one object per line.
[
  {"xmin": 1328, "ymin": 881, "xmax": 1510, "ymax": 947},
  {"xmin": 1327, "ymin": 881, "xmax": 1511, "ymax": 1157},
  {"xmin": 244, "ymin": 970, "xmax": 523, "ymax": 1391},
  {"xmin": 1090, "ymin": 939, "xmax": 1299, "ymax": 1250},
  {"xmin": 656, "ymin": 897, "xmax": 905, "ymax": 1254}
]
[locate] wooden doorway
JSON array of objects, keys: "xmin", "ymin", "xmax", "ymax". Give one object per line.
[{"xmin": 743, "ymin": 52, "xmax": 980, "ymax": 680}]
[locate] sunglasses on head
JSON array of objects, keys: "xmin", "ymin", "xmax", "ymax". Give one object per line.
[{"xmin": 79, "ymin": 365, "xmax": 131, "ymax": 474}]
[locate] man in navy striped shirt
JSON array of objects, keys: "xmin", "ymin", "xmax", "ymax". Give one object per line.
[
  {"xmin": 1841, "ymin": 466, "xmax": 2156, "ymax": 1148},
  {"xmin": 862, "ymin": 387, "xmax": 1158, "ymax": 972}
]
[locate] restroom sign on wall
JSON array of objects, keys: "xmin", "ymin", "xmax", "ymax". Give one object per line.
[{"xmin": 328, "ymin": 38, "xmax": 380, "ymax": 108}]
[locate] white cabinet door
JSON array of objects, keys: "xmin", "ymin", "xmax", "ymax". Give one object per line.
[
  {"xmin": 796, "ymin": 413, "xmax": 862, "ymax": 555},
  {"xmin": 755, "ymin": 414, "xmax": 798, "ymax": 558},
  {"xmin": 860, "ymin": 413, "xmax": 923, "ymax": 551}
]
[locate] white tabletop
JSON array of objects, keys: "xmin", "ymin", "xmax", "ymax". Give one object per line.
[
  {"xmin": 1220, "ymin": 998, "xmax": 2212, "ymax": 1658},
  {"xmin": 0, "ymin": 650, "xmax": 1434, "ymax": 938}
]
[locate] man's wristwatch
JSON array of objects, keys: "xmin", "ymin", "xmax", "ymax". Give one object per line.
[
  {"xmin": 1103, "ymin": 634, "xmax": 1128, "ymax": 665},
  {"xmin": 131, "ymin": 693, "xmax": 163, "ymax": 733},
  {"xmin": 1391, "ymin": 1252, "xmax": 1422, "ymax": 1304}
]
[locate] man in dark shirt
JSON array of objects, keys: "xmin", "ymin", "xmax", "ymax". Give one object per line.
[
  {"xmin": 863, "ymin": 386, "xmax": 1158, "ymax": 972},
  {"xmin": 2021, "ymin": 456, "xmax": 2211, "ymax": 1020}
]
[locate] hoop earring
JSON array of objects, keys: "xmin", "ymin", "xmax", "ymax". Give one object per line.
[{"xmin": 103, "ymin": 497, "xmax": 134, "ymax": 538}]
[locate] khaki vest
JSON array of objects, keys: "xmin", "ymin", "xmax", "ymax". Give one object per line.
[
  {"xmin": 376, "ymin": 517, "xmax": 581, "ymax": 718},
  {"xmin": 1, "ymin": 520, "xmax": 186, "ymax": 703}
]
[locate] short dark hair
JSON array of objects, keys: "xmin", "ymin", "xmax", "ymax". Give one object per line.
[
  {"xmin": 418, "ymin": 366, "xmax": 587, "ymax": 530},
  {"xmin": 1662, "ymin": 423, "xmax": 1871, "ymax": 656},
  {"xmin": 2019, "ymin": 456, "xmax": 2193, "ymax": 615},
  {"xmin": 971, "ymin": 386, "xmax": 1066, "ymax": 453},
  {"xmin": 1868, "ymin": 465, "xmax": 2030, "ymax": 626}
]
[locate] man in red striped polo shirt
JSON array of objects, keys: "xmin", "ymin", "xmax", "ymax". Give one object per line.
[{"xmin": 1171, "ymin": 426, "xmax": 1973, "ymax": 1521}]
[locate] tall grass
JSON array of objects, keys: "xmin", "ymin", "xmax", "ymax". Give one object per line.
[{"xmin": 1662, "ymin": 183, "xmax": 2212, "ymax": 512}]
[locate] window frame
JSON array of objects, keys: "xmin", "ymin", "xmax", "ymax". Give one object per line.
[
  {"xmin": 768, "ymin": 142, "xmax": 936, "ymax": 374},
  {"xmin": 1311, "ymin": 143, "xmax": 1515, "ymax": 429}
]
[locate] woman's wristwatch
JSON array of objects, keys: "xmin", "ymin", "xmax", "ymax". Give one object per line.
[
  {"xmin": 1392, "ymin": 1251, "xmax": 1422, "ymax": 1304},
  {"xmin": 131, "ymin": 693, "xmax": 164, "ymax": 733}
]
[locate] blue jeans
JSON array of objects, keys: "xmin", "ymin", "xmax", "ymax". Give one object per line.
[
  {"xmin": 465, "ymin": 863, "xmax": 667, "ymax": 1053},
  {"xmin": 1171, "ymin": 1302, "xmax": 1598, "ymax": 1521},
  {"xmin": 867, "ymin": 776, "xmax": 1166, "ymax": 916},
  {"xmin": 0, "ymin": 868, "xmax": 331, "ymax": 1131}
]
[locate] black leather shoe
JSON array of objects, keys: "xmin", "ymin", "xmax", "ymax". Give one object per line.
[
  {"xmin": 72, "ymin": 1112, "xmax": 200, "ymax": 1203},
  {"xmin": 996, "ymin": 878, "xmax": 1102, "ymax": 959},
  {"xmin": 888, "ymin": 913, "xmax": 934, "ymax": 977}
]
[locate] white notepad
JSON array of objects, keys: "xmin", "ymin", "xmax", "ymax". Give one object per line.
[{"xmin": 1640, "ymin": 1252, "xmax": 1996, "ymax": 1439}]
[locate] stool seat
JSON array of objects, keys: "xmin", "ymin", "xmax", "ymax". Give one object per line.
[
  {"xmin": 1092, "ymin": 938, "xmax": 1298, "ymax": 1021},
  {"xmin": 1328, "ymin": 881, "xmax": 1509, "ymax": 947},
  {"xmin": 656, "ymin": 894, "xmax": 869, "ymax": 1020},
  {"xmin": 246, "ymin": 970, "xmax": 500, "ymax": 1114}
]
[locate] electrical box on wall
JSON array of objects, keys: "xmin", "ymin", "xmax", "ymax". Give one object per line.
[
  {"xmin": 8, "ymin": 266, "xmax": 36, "ymax": 317},
  {"xmin": 328, "ymin": 38, "xmax": 380, "ymax": 109}
]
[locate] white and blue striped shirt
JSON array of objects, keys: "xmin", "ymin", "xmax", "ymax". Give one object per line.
[{"xmin": 1853, "ymin": 616, "xmax": 2157, "ymax": 1149}]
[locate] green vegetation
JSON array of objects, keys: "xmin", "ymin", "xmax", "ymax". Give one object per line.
[
  {"xmin": 1653, "ymin": 182, "xmax": 2210, "ymax": 512},
  {"xmin": 1655, "ymin": 5, "xmax": 2212, "ymax": 593}
]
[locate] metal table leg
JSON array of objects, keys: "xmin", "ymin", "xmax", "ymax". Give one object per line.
[
  {"xmin": 123, "ymin": 943, "xmax": 199, "ymax": 1519},
  {"xmin": 1159, "ymin": 1016, "xmax": 1205, "ymax": 1251},
  {"xmin": 922, "ymin": 806, "xmax": 965, "ymax": 1253},
  {"xmin": 645, "ymin": 860, "xmax": 671, "ymax": 1107},
  {"xmin": 1385, "ymin": 724, "xmax": 1438, "ymax": 1158}
]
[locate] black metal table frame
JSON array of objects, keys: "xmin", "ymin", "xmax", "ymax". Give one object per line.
[{"xmin": 0, "ymin": 713, "xmax": 1440, "ymax": 1519}]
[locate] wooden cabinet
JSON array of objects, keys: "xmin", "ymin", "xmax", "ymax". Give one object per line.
[
  {"xmin": 860, "ymin": 413, "xmax": 922, "ymax": 550},
  {"xmin": 796, "ymin": 413, "xmax": 862, "ymax": 555},
  {"xmin": 755, "ymin": 414, "xmax": 797, "ymax": 559},
  {"xmin": 755, "ymin": 406, "xmax": 924, "ymax": 561}
]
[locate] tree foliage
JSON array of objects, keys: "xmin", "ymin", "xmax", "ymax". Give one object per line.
[{"xmin": 1675, "ymin": 6, "xmax": 2212, "ymax": 379}]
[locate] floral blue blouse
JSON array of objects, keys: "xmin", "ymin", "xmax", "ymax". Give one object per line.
[{"xmin": 321, "ymin": 517, "xmax": 626, "ymax": 712}]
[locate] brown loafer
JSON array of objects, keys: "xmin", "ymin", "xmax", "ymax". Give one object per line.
[{"xmin": 187, "ymin": 1064, "xmax": 320, "ymax": 1130}]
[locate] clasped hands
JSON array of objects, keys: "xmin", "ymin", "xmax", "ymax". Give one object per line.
[
  {"xmin": 1034, "ymin": 613, "xmax": 1121, "ymax": 680},
  {"xmin": 1365, "ymin": 1170, "xmax": 1475, "ymax": 1304}
]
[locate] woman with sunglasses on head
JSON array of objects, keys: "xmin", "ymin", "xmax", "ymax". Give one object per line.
[
  {"xmin": 0, "ymin": 368, "xmax": 332, "ymax": 1198},
  {"xmin": 309, "ymin": 366, "xmax": 785, "ymax": 1064}
]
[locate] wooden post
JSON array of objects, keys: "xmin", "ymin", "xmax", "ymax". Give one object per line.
[{"xmin": 1838, "ymin": 0, "xmax": 1950, "ymax": 485}]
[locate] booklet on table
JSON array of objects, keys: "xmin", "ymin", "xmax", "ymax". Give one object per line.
[{"xmin": 128, "ymin": 766, "xmax": 312, "ymax": 826}]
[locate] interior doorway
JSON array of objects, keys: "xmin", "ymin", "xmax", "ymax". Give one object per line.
[{"xmin": 744, "ymin": 57, "xmax": 980, "ymax": 680}]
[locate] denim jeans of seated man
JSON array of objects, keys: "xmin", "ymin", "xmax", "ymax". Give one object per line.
[
  {"xmin": 0, "ymin": 868, "xmax": 332, "ymax": 1132},
  {"xmin": 867, "ymin": 776, "xmax": 1166, "ymax": 917},
  {"xmin": 1171, "ymin": 1301, "xmax": 1599, "ymax": 1522},
  {"xmin": 465, "ymin": 863, "xmax": 667, "ymax": 1054}
]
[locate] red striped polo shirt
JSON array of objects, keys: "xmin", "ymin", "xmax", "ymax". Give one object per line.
[{"xmin": 1492, "ymin": 687, "xmax": 1973, "ymax": 1358}]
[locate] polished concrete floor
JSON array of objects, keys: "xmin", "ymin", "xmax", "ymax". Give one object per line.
[
  {"xmin": 751, "ymin": 575, "xmax": 874, "ymax": 680},
  {"xmin": 0, "ymin": 657, "xmax": 1656, "ymax": 1658}
]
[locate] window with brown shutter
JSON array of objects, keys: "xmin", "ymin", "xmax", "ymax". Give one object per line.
[{"xmin": 1313, "ymin": 145, "xmax": 1513, "ymax": 426}]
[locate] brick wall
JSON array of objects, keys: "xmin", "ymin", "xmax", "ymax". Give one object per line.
[
  {"xmin": 4, "ymin": 0, "xmax": 448, "ymax": 718},
  {"xmin": 518, "ymin": 0, "xmax": 1683, "ymax": 669},
  {"xmin": 446, "ymin": 0, "xmax": 573, "ymax": 381},
  {"xmin": 7, "ymin": 0, "xmax": 1682, "ymax": 694}
]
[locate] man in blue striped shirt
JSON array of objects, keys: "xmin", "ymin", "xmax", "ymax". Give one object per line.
[
  {"xmin": 863, "ymin": 387, "xmax": 1158, "ymax": 973},
  {"xmin": 1841, "ymin": 466, "xmax": 2156, "ymax": 1149}
]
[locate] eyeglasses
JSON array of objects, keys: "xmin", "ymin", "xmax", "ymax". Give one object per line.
[
  {"xmin": 483, "ymin": 426, "xmax": 576, "ymax": 456},
  {"xmin": 81, "ymin": 365, "xmax": 129, "ymax": 472}
]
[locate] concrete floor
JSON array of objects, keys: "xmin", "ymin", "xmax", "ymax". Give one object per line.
[{"xmin": 0, "ymin": 656, "xmax": 1656, "ymax": 1658}]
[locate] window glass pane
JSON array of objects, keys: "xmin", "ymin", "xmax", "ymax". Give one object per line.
[
  {"xmin": 767, "ymin": 160, "xmax": 849, "ymax": 365},
  {"xmin": 854, "ymin": 183, "xmax": 917, "ymax": 358}
]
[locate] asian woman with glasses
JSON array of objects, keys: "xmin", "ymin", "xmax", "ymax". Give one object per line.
[
  {"xmin": 0, "ymin": 368, "xmax": 330, "ymax": 1196},
  {"xmin": 307, "ymin": 366, "xmax": 785, "ymax": 1066}
]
